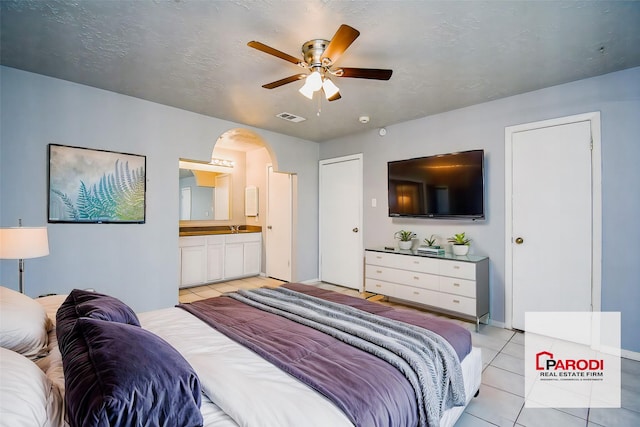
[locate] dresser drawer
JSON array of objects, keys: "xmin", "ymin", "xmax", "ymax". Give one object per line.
[
  {"xmin": 366, "ymin": 265, "xmax": 395, "ymax": 281},
  {"xmin": 399, "ymin": 256, "xmax": 439, "ymax": 274},
  {"xmin": 395, "ymin": 269, "xmax": 439, "ymax": 290},
  {"xmin": 366, "ymin": 251, "xmax": 439, "ymax": 274},
  {"xmin": 365, "ymin": 251, "xmax": 399, "ymax": 268},
  {"xmin": 367, "ymin": 265, "xmax": 439, "ymax": 291},
  {"xmin": 439, "ymin": 276, "xmax": 476, "ymax": 298},
  {"xmin": 365, "ymin": 278, "xmax": 395, "ymax": 296},
  {"xmin": 439, "ymin": 260, "xmax": 476, "ymax": 280},
  {"xmin": 395, "ymin": 286, "xmax": 439, "ymax": 307},
  {"xmin": 439, "ymin": 294, "xmax": 476, "ymax": 316}
]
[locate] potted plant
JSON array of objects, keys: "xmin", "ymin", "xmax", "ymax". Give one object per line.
[
  {"xmin": 448, "ymin": 232, "xmax": 471, "ymax": 256},
  {"xmin": 423, "ymin": 234, "xmax": 439, "ymax": 248},
  {"xmin": 394, "ymin": 230, "xmax": 416, "ymax": 250}
]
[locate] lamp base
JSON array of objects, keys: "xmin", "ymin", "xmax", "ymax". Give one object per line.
[{"xmin": 19, "ymin": 258, "xmax": 25, "ymax": 294}]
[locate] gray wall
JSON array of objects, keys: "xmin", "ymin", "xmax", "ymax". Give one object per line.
[
  {"xmin": 320, "ymin": 67, "xmax": 640, "ymax": 353},
  {"xmin": 0, "ymin": 66, "xmax": 319, "ymax": 311}
]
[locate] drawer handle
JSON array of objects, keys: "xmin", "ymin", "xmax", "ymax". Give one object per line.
[
  {"xmin": 413, "ymin": 291, "xmax": 420, "ymax": 295},
  {"xmin": 453, "ymin": 283, "xmax": 460, "ymax": 287},
  {"xmin": 376, "ymin": 256, "xmax": 382, "ymax": 259},
  {"xmin": 376, "ymin": 270, "xmax": 383, "ymax": 274},
  {"xmin": 375, "ymin": 284, "xmax": 382, "ymax": 288},
  {"xmin": 453, "ymin": 265, "xmax": 460, "ymax": 269},
  {"xmin": 453, "ymin": 299, "xmax": 460, "ymax": 304},
  {"xmin": 413, "ymin": 276, "xmax": 419, "ymax": 280},
  {"xmin": 413, "ymin": 261, "xmax": 419, "ymax": 264}
]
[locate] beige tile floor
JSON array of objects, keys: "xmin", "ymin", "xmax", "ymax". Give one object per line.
[{"xmin": 179, "ymin": 277, "xmax": 640, "ymax": 427}]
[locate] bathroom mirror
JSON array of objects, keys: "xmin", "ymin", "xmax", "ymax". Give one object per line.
[{"xmin": 179, "ymin": 160, "xmax": 232, "ymax": 221}]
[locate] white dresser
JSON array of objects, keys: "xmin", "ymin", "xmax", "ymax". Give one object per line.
[{"xmin": 365, "ymin": 249, "xmax": 489, "ymax": 330}]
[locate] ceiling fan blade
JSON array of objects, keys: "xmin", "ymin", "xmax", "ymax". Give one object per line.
[
  {"xmin": 262, "ymin": 74, "xmax": 307, "ymax": 89},
  {"xmin": 338, "ymin": 67, "xmax": 393, "ymax": 80},
  {"xmin": 248, "ymin": 41, "xmax": 303, "ymax": 66},
  {"xmin": 328, "ymin": 92, "xmax": 342, "ymax": 102},
  {"xmin": 321, "ymin": 24, "xmax": 360, "ymax": 65}
]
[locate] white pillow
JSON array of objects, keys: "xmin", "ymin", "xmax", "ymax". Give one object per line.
[
  {"xmin": 0, "ymin": 347, "xmax": 64, "ymax": 427},
  {"xmin": 0, "ymin": 286, "xmax": 50, "ymax": 360},
  {"xmin": 36, "ymin": 294, "xmax": 69, "ymax": 327}
]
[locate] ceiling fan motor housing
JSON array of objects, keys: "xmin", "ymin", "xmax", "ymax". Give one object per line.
[{"xmin": 302, "ymin": 39, "xmax": 331, "ymax": 68}]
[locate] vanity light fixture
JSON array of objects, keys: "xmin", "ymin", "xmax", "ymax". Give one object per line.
[{"xmin": 210, "ymin": 158, "xmax": 235, "ymax": 168}]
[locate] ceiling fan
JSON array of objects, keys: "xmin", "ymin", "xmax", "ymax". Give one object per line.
[{"xmin": 248, "ymin": 24, "xmax": 393, "ymax": 102}]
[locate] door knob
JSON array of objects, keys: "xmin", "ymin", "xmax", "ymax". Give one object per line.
[
  {"xmin": 352, "ymin": 227, "xmax": 359, "ymax": 233},
  {"xmin": 515, "ymin": 237, "xmax": 524, "ymax": 244},
  {"xmin": 267, "ymin": 225, "xmax": 272, "ymax": 230}
]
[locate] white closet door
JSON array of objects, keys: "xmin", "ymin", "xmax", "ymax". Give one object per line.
[
  {"xmin": 511, "ymin": 120, "xmax": 593, "ymax": 330},
  {"xmin": 319, "ymin": 155, "xmax": 363, "ymax": 290}
]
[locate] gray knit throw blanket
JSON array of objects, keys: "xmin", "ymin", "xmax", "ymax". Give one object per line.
[{"xmin": 229, "ymin": 287, "xmax": 466, "ymax": 427}]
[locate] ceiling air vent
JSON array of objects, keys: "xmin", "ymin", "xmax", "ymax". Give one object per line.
[{"xmin": 276, "ymin": 112, "xmax": 306, "ymax": 123}]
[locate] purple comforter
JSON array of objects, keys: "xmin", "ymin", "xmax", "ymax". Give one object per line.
[{"xmin": 178, "ymin": 283, "xmax": 471, "ymax": 427}]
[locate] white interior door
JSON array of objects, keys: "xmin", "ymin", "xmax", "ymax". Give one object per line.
[
  {"xmin": 266, "ymin": 166, "xmax": 292, "ymax": 282},
  {"xmin": 509, "ymin": 119, "xmax": 595, "ymax": 331},
  {"xmin": 319, "ymin": 154, "xmax": 363, "ymax": 290}
]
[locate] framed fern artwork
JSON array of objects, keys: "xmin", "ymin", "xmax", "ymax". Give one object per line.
[{"xmin": 48, "ymin": 144, "xmax": 146, "ymax": 224}]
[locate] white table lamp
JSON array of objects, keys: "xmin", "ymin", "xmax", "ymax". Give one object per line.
[{"xmin": 0, "ymin": 225, "xmax": 49, "ymax": 294}]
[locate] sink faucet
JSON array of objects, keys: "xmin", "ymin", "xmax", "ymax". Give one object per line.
[{"xmin": 229, "ymin": 225, "xmax": 238, "ymax": 233}]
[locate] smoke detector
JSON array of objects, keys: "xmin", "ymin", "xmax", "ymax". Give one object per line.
[{"xmin": 359, "ymin": 115, "xmax": 370, "ymax": 124}]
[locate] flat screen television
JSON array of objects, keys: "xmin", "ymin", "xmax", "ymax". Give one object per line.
[{"xmin": 388, "ymin": 149, "xmax": 485, "ymax": 219}]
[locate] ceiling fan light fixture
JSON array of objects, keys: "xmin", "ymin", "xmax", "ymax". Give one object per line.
[
  {"xmin": 299, "ymin": 70, "xmax": 324, "ymax": 99},
  {"xmin": 298, "ymin": 82, "xmax": 315, "ymax": 99},
  {"xmin": 322, "ymin": 78, "xmax": 340, "ymax": 99},
  {"xmin": 306, "ymin": 71, "xmax": 323, "ymax": 91}
]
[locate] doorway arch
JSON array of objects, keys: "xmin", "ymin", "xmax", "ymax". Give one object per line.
[
  {"xmin": 214, "ymin": 128, "xmax": 278, "ymax": 170},
  {"xmin": 214, "ymin": 128, "xmax": 295, "ymax": 282}
]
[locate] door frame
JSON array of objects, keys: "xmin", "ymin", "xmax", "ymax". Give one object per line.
[
  {"xmin": 318, "ymin": 153, "xmax": 364, "ymax": 291},
  {"xmin": 504, "ymin": 112, "xmax": 602, "ymax": 330}
]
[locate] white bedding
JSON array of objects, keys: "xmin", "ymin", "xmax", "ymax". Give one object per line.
[{"xmin": 28, "ymin": 294, "xmax": 481, "ymax": 427}]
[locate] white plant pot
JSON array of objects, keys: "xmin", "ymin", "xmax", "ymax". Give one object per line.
[
  {"xmin": 398, "ymin": 241, "xmax": 412, "ymax": 250},
  {"xmin": 452, "ymin": 244, "xmax": 469, "ymax": 256}
]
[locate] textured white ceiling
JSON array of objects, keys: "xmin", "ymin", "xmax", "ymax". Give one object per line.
[{"xmin": 2, "ymin": 0, "xmax": 639, "ymax": 142}]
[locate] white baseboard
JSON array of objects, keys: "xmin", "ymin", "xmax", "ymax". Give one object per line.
[{"xmin": 489, "ymin": 319, "xmax": 506, "ymax": 329}]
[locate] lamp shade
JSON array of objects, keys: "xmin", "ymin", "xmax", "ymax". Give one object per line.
[{"xmin": 0, "ymin": 227, "xmax": 49, "ymax": 259}]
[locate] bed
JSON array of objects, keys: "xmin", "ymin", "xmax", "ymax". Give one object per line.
[{"xmin": 0, "ymin": 283, "xmax": 482, "ymax": 427}]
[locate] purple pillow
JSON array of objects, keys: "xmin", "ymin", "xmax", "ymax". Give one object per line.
[
  {"xmin": 56, "ymin": 289, "xmax": 140, "ymax": 347},
  {"xmin": 57, "ymin": 288, "xmax": 140, "ymax": 325},
  {"xmin": 58, "ymin": 318, "xmax": 203, "ymax": 427}
]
